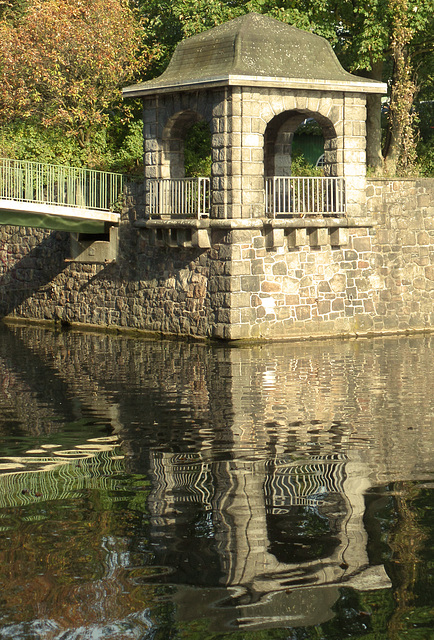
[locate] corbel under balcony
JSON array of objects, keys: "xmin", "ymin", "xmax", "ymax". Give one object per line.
[{"xmin": 133, "ymin": 216, "xmax": 375, "ymax": 250}]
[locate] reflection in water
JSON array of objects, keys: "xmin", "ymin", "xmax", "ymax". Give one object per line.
[{"xmin": 0, "ymin": 325, "xmax": 433, "ymax": 638}]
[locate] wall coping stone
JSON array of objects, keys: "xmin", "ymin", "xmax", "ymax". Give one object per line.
[{"xmin": 134, "ymin": 217, "xmax": 374, "ymax": 230}]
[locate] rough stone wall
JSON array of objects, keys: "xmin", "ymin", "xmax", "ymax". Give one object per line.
[
  {"xmin": 366, "ymin": 177, "xmax": 434, "ymax": 330},
  {"xmin": 1, "ymin": 178, "xmax": 433, "ymax": 341},
  {"xmin": 211, "ymin": 177, "xmax": 434, "ymax": 339},
  {"xmin": 208, "ymin": 226, "xmax": 379, "ymax": 340},
  {"xmin": 0, "ymin": 184, "xmax": 217, "ymax": 337},
  {"xmin": 0, "ymin": 228, "xmax": 217, "ymax": 337}
]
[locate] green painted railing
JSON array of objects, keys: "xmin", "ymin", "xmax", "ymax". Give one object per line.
[{"xmin": 0, "ymin": 158, "xmax": 126, "ymax": 212}]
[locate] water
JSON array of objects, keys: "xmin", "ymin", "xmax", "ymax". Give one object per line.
[{"xmin": 0, "ymin": 324, "xmax": 433, "ymax": 640}]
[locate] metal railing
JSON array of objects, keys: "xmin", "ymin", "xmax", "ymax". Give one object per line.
[
  {"xmin": 148, "ymin": 177, "xmax": 210, "ymax": 219},
  {"xmin": 266, "ymin": 176, "xmax": 346, "ymax": 218},
  {"xmin": 0, "ymin": 158, "xmax": 125, "ymax": 212}
]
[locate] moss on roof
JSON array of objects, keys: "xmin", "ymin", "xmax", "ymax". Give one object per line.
[{"xmin": 124, "ymin": 13, "xmax": 385, "ymax": 96}]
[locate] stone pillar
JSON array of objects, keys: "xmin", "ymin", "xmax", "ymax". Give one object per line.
[
  {"xmin": 214, "ymin": 88, "xmax": 266, "ymax": 220},
  {"xmin": 211, "ymin": 87, "xmax": 246, "ymax": 220},
  {"xmin": 342, "ymin": 93, "xmax": 367, "ymax": 218},
  {"xmin": 143, "ymin": 97, "xmax": 161, "ymax": 181},
  {"xmin": 239, "ymin": 88, "xmax": 266, "ymax": 218},
  {"xmin": 143, "ymin": 96, "xmax": 162, "ymax": 217},
  {"xmin": 211, "ymin": 88, "xmax": 232, "ymax": 219}
]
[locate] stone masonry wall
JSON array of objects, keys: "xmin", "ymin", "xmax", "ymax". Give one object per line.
[
  {"xmin": 0, "ymin": 179, "xmax": 433, "ymax": 341},
  {"xmin": 144, "ymin": 86, "xmax": 368, "ymax": 220},
  {"xmin": 212, "ymin": 177, "xmax": 434, "ymax": 339},
  {"xmin": 0, "ymin": 184, "xmax": 217, "ymax": 337}
]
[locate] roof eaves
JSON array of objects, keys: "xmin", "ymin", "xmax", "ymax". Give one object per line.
[{"xmin": 123, "ymin": 75, "xmax": 387, "ymax": 98}]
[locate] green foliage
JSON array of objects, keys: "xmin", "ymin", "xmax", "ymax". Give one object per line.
[
  {"xmin": 1, "ymin": 0, "xmax": 433, "ymax": 174},
  {"xmin": 0, "ymin": 116, "xmax": 146, "ymax": 173},
  {"xmin": 110, "ymin": 119, "xmax": 145, "ymax": 175},
  {"xmin": 415, "ymin": 101, "xmax": 434, "ymax": 144},
  {"xmin": 0, "ymin": 122, "xmax": 90, "ymax": 166},
  {"xmin": 290, "ymin": 149, "xmax": 324, "ymax": 177},
  {"xmin": 136, "ymin": 0, "xmax": 433, "ymax": 172},
  {"xmin": 0, "ymin": 0, "xmax": 144, "ymax": 152},
  {"xmin": 415, "ymin": 142, "xmax": 434, "ymax": 176},
  {"xmin": 184, "ymin": 121, "xmax": 212, "ymax": 177},
  {"xmin": 138, "ymin": 0, "xmax": 247, "ymax": 80},
  {"xmin": 295, "ymin": 119, "xmax": 323, "ymax": 136}
]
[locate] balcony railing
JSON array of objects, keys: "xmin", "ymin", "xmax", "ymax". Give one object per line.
[
  {"xmin": 145, "ymin": 176, "xmax": 345, "ymax": 219},
  {"xmin": 148, "ymin": 177, "xmax": 210, "ymax": 219},
  {"xmin": 266, "ymin": 176, "xmax": 346, "ymax": 218},
  {"xmin": 0, "ymin": 158, "xmax": 125, "ymax": 212}
]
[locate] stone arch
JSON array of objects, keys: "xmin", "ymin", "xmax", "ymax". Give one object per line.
[
  {"xmin": 264, "ymin": 109, "xmax": 337, "ymax": 177},
  {"xmin": 162, "ymin": 109, "xmax": 209, "ymax": 179}
]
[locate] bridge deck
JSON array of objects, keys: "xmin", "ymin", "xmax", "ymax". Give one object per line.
[
  {"xmin": 0, "ymin": 199, "xmax": 120, "ymax": 233},
  {"xmin": 0, "ymin": 158, "xmax": 125, "ymax": 233}
]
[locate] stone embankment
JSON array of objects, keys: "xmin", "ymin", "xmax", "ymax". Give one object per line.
[{"xmin": 0, "ymin": 178, "xmax": 433, "ymax": 341}]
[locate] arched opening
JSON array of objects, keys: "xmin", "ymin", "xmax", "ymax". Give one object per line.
[
  {"xmin": 292, "ymin": 119, "xmax": 326, "ymax": 176},
  {"xmin": 151, "ymin": 111, "xmax": 212, "ymax": 220},
  {"xmin": 264, "ymin": 110, "xmax": 336, "ymax": 178},
  {"xmin": 264, "ymin": 110, "xmax": 344, "ymax": 217},
  {"xmin": 162, "ymin": 110, "xmax": 211, "ymax": 179},
  {"xmin": 184, "ymin": 121, "xmax": 212, "ymax": 178}
]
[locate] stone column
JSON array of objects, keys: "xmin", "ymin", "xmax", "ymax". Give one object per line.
[
  {"xmin": 142, "ymin": 96, "xmax": 163, "ymax": 217},
  {"xmin": 212, "ymin": 88, "xmax": 266, "ymax": 220},
  {"xmin": 342, "ymin": 93, "xmax": 368, "ymax": 218},
  {"xmin": 143, "ymin": 96, "xmax": 161, "ymax": 181},
  {"xmin": 239, "ymin": 88, "xmax": 266, "ymax": 218},
  {"xmin": 211, "ymin": 88, "xmax": 232, "ymax": 219}
]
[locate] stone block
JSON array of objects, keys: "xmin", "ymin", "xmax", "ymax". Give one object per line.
[
  {"xmin": 295, "ymin": 305, "xmax": 311, "ymax": 321},
  {"xmin": 329, "ymin": 273, "xmax": 346, "ymax": 293},
  {"xmin": 272, "ymin": 260, "xmax": 287, "ymax": 275},
  {"xmin": 417, "ymin": 231, "xmax": 430, "ymax": 246},
  {"xmin": 261, "ymin": 280, "xmax": 281, "ymax": 293},
  {"xmin": 309, "ymin": 228, "xmax": 329, "ymax": 247},
  {"xmin": 352, "ymin": 237, "xmax": 372, "ymax": 252},
  {"xmin": 251, "ymin": 117, "xmax": 265, "ymax": 134},
  {"xmin": 225, "ymin": 323, "xmax": 252, "ymax": 340},
  {"xmin": 253, "ymin": 235, "xmax": 265, "ymax": 249},
  {"xmin": 241, "ymin": 275, "xmax": 261, "ymax": 292},
  {"xmin": 332, "ymin": 297, "xmax": 345, "ymax": 311},
  {"xmin": 231, "ymin": 292, "xmax": 251, "ymax": 307},
  {"xmin": 282, "ymin": 277, "xmax": 299, "ymax": 294},
  {"xmin": 418, "ymin": 194, "xmax": 431, "ymax": 208},
  {"xmin": 317, "ymin": 300, "xmax": 331, "ymax": 315},
  {"xmin": 242, "ymin": 133, "xmax": 263, "ymax": 148},
  {"xmin": 425, "ymin": 266, "xmax": 434, "ymax": 281},
  {"xmin": 242, "ymin": 163, "xmax": 264, "ymax": 177},
  {"xmin": 227, "ymin": 230, "xmax": 254, "ymax": 244},
  {"xmin": 240, "ymin": 307, "xmax": 257, "ymax": 323},
  {"xmin": 330, "ymin": 227, "xmax": 349, "ymax": 246},
  {"xmin": 265, "ymin": 227, "xmax": 285, "ymax": 248},
  {"xmin": 70, "ymin": 227, "xmax": 118, "ymax": 264},
  {"xmin": 287, "ymin": 228, "xmax": 307, "ymax": 248}
]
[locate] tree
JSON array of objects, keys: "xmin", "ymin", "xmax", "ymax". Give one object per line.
[
  {"xmin": 331, "ymin": 0, "xmax": 433, "ymax": 174},
  {"xmin": 137, "ymin": 0, "xmax": 434, "ymax": 175},
  {"xmin": 0, "ymin": 0, "xmax": 143, "ymax": 148}
]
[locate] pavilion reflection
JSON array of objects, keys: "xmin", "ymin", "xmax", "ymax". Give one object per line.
[
  {"xmin": 146, "ymin": 449, "xmax": 390, "ymax": 630},
  {"xmin": 1, "ymin": 325, "xmax": 433, "ymax": 633}
]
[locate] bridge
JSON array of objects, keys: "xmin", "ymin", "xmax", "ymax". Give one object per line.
[{"xmin": 0, "ymin": 158, "xmax": 125, "ymax": 234}]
